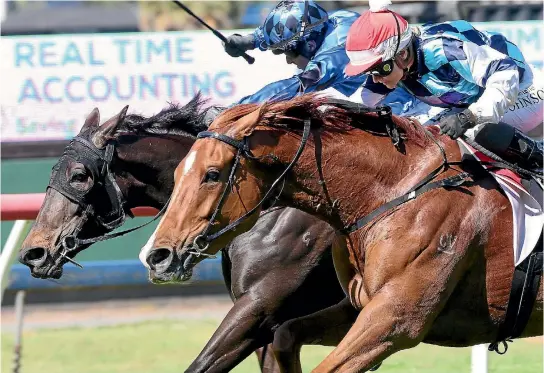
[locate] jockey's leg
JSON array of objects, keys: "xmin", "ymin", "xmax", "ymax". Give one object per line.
[
  {"xmin": 470, "ymin": 122, "xmax": 543, "ymax": 170},
  {"xmin": 466, "ymin": 67, "xmax": 543, "ymax": 170},
  {"xmin": 502, "ymin": 128, "xmax": 543, "ymax": 170},
  {"xmin": 500, "ymin": 66, "xmax": 544, "ymax": 139}
]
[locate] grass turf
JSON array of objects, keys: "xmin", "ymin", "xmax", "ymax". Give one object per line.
[{"xmin": 2, "ymin": 319, "xmax": 542, "ymax": 373}]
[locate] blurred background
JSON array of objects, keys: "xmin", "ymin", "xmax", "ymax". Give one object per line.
[{"xmin": 1, "ymin": 1, "xmax": 543, "ymax": 373}]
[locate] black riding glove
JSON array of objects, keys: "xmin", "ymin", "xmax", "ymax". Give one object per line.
[
  {"xmin": 438, "ymin": 109, "xmax": 478, "ymax": 140},
  {"xmin": 223, "ymin": 34, "xmax": 256, "ymax": 57}
]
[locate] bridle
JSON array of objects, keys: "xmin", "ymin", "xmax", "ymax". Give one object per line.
[
  {"xmin": 187, "ymin": 119, "xmax": 312, "ymax": 258},
  {"xmin": 184, "ymin": 100, "xmax": 472, "ymax": 267},
  {"xmin": 47, "ymin": 136, "xmax": 169, "ymax": 272}
]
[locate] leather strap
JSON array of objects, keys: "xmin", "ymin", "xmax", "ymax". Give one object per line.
[{"xmin": 490, "ymin": 233, "xmax": 543, "ymax": 354}]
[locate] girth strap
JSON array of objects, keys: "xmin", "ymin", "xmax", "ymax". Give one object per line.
[
  {"xmin": 489, "ymin": 233, "xmax": 543, "ymax": 354},
  {"xmin": 344, "ymin": 172, "xmax": 471, "ymax": 234}
]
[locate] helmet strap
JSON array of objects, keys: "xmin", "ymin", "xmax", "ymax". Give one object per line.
[
  {"xmin": 395, "ymin": 42, "xmax": 415, "ymax": 80},
  {"xmin": 300, "ymin": 0, "xmax": 309, "ymax": 37},
  {"xmin": 375, "ymin": 11, "xmax": 402, "ymax": 77},
  {"xmin": 390, "ymin": 10, "xmax": 401, "ymax": 59},
  {"xmin": 383, "ymin": 11, "xmax": 414, "ymax": 80}
]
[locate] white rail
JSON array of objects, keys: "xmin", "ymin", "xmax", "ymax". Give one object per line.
[{"xmin": 1, "ymin": 220, "xmax": 32, "ymax": 303}]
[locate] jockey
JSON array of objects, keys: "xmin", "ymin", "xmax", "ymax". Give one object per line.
[
  {"xmin": 222, "ymin": 0, "xmax": 392, "ymax": 105},
  {"xmin": 344, "ymin": 0, "xmax": 543, "ymax": 171}
]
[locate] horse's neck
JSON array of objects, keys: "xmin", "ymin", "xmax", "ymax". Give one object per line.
[
  {"xmin": 278, "ymin": 130, "xmax": 443, "ymax": 231},
  {"xmin": 115, "ymin": 135, "xmax": 194, "ymax": 209}
]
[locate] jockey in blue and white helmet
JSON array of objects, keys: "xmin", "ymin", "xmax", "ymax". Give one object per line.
[{"xmin": 223, "ymin": 0, "xmax": 416, "ymax": 108}]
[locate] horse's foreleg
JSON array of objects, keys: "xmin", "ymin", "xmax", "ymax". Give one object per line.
[
  {"xmin": 312, "ymin": 248, "xmax": 469, "ymax": 373},
  {"xmin": 185, "ymin": 293, "xmax": 274, "ymax": 373},
  {"xmin": 255, "ymin": 344, "xmax": 281, "ymax": 373},
  {"xmin": 272, "ymin": 297, "xmax": 357, "ymax": 373}
]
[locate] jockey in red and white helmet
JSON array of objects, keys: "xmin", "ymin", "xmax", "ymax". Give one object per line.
[{"xmin": 345, "ymin": 0, "xmax": 542, "ymax": 171}]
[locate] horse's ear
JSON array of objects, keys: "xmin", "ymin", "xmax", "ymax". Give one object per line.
[
  {"xmin": 226, "ymin": 107, "xmax": 262, "ymax": 139},
  {"xmin": 81, "ymin": 108, "xmax": 100, "ymax": 133},
  {"xmin": 92, "ymin": 105, "xmax": 129, "ymax": 148}
]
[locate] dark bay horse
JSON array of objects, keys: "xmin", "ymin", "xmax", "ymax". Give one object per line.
[
  {"xmin": 144, "ymin": 94, "xmax": 543, "ymax": 373},
  {"xmin": 18, "ymin": 96, "xmax": 348, "ymax": 373}
]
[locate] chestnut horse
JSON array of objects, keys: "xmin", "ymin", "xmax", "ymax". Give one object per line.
[
  {"xmin": 143, "ymin": 94, "xmax": 543, "ymax": 373},
  {"xmin": 18, "ymin": 96, "xmax": 349, "ymax": 373}
]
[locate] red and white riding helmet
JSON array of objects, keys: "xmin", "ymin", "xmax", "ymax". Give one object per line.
[{"xmin": 345, "ymin": 0, "xmax": 413, "ymax": 77}]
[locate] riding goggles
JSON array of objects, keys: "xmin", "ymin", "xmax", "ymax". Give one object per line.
[{"xmin": 367, "ymin": 59, "xmax": 396, "ymax": 77}]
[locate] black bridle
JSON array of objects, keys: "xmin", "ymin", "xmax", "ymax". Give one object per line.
[
  {"xmin": 183, "ymin": 100, "xmax": 472, "ymax": 264},
  {"xmin": 187, "ymin": 119, "xmax": 312, "ymax": 258},
  {"xmin": 47, "ymin": 136, "xmax": 168, "ymax": 272},
  {"xmin": 48, "ymin": 138, "xmax": 128, "ymax": 229}
]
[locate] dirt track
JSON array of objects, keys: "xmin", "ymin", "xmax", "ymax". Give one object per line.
[{"xmin": 1, "ymin": 295, "xmax": 233, "ymax": 332}]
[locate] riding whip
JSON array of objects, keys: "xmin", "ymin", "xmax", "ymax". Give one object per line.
[{"xmin": 172, "ymin": 1, "xmax": 255, "ymax": 64}]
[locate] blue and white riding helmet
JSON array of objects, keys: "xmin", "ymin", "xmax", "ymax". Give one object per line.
[{"xmin": 260, "ymin": 0, "xmax": 329, "ymax": 52}]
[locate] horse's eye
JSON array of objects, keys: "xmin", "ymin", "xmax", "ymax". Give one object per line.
[
  {"xmin": 204, "ymin": 170, "xmax": 221, "ymax": 183},
  {"xmin": 71, "ymin": 169, "xmax": 88, "ymax": 183}
]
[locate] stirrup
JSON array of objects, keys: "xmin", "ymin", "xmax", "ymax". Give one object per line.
[{"xmin": 488, "ymin": 339, "xmax": 513, "ymax": 355}]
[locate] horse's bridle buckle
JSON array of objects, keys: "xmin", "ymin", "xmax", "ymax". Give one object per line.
[{"xmin": 187, "ymin": 235, "xmax": 216, "ymax": 258}]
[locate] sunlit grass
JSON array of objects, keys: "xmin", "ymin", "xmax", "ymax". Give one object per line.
[{"xmin": 1, "ymin": 319, "xmax": 542, "ymax": 373}]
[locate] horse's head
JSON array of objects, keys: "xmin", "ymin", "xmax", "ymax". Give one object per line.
[
  {"xmin": 20, "ymin": 95, "xmax": 215, "ymax": 279},
  {"xmin": 141, "ymin": 96, "xmax": 346, "ymax": 284},
  {"xmin": 19, "ymin": 106, "xmax": 133, "ymax": 278}
]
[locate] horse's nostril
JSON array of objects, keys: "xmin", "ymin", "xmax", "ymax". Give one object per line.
[
  {"xmin": 21, "ymin": 247, "xmax": 47, "ymax": 266},
  {"xmin": 146, "ymin": 248, "xmax": 173, "ymax": 272}
]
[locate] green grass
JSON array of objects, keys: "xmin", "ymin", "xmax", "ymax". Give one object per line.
[{"xmin": 1, "ymin": 319, "xmax": 542, "ymax": 373}]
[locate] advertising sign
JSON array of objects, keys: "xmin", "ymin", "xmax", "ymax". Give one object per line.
[
  {"xmin": 1, "ymin": 21, "xmax": 542, "ymax": 143},
  {"xmin": 0, "ymin": 30, "xmax": 295, "ymax": 142}
]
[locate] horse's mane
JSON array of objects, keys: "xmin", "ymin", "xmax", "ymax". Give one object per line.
[
  {"xmin": 216, "ymin": 94, "xmax": 433, "ymax": 147},
  {"xmin": 118, "ymin": 93, "xmax": 217, "ymax": 138}
]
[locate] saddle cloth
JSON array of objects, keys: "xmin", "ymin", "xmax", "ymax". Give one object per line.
[{"xmin": 458, "ymin": 139, "xmax": 544, "ymax": 266}]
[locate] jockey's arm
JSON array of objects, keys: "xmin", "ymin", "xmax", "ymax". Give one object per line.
[
  {"xmin": 236, "ymin": 76, "xmax": 306, "ymax": 104},
  {"xmin": 359, "ymin": 75, "xmax": 395, "ymax": 108},
  {"xmin": 457, "ymin": 41, "xmax": 521, "ymax": 127},
  {"xmin": 252, "ymin": 26, "xmax": 267, "ymax": 51},
  {"xmin": 236, "ymin": 54, "xmax": 343, "ymax": 104}
]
